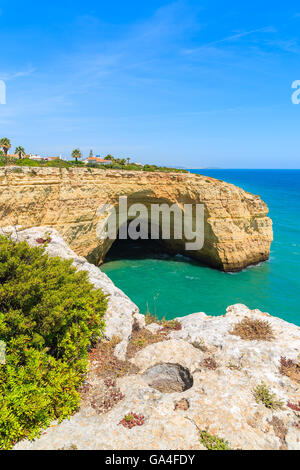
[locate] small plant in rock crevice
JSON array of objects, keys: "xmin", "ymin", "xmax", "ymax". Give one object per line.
[
  {"xmin": 268, "ymin": 416, "xmax": 288, "ymax": 450},
  {"xmin": 119, "ymin": 412, "xmax": 145, "ymax": 429},
  {"xmin": 36, "ymin": 237, "xmax": 52, "ymax": 244},
  {"xmin": 227, "ymin": 360, "xmax": 242, "ymax": 371},
  {"xmin": 191, "ymin": 339, "xmax": 208, "ymax": 352},
  {"xmin": 200, "ymin": 357, "xmax": 218, "ymax": 370},
  {"xmin": 199, "ymin": 430, "xmax": 231, "ymax": 450},
  {"xmin": 279, "ymin": 356, "xmax": 300, "ymax": 383},
  {"xmin": 89, "ymin": 379, "xmax": 125, "ymax": 414},
  {"xmin": 253, "ymin": 382, "xmax": 283, "ymax": 409},
  {"xmin": 144, "ymin": 310, "xmax": 182, "ymax": 331},
  {"xmin": 287, "ymin": 401, "xmax": 300, "ymax": 412},
  {"xmin": 160, "ymin": 319, "xmax": 182, "ymax": 331}
]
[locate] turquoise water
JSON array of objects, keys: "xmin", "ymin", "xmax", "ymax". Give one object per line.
[{"xmin": 101, "ymin": 170, "xmax": 300, "ymax": 326}]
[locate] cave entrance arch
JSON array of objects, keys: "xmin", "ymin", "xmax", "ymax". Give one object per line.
[{"xmin": 86, "ymin": 194, "xmax": 206, "ymax": 266}]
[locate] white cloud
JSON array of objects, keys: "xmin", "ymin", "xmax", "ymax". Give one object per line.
[
  {"xmin": 0, "ymin": 67, "xmax": 35, "ymax": 81},
  {"xmin": 183, "ymin": 26, "xmax": 277, "ymax": 54}
]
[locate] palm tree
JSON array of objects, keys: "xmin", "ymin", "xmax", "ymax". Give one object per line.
[
  {"xmin": 71, "ymin": 148, "xmax": 82, "ymax": 163},
  {"xmin": 104, "ymin": 154, "xmax": 114, "ymax": 161},
  {"xmin": 15, "ymin": 146, "xmax": 26, "ymax": 159},
  {"xmin": 126, "ymin": 157, "xmax": 130, "ymax": 165},
  {"xmin": 0, "ymin": 137, "xmax": 11, "ymax": 156}
]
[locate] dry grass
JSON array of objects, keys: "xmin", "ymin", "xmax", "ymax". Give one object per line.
[
  {"xmin": 230, "ymin": 317, "xmax": 274, "ymax": 341},
  {"xmin": 200, "ymin": 357, "xmax": 218, "ymax": 370},
  {"xmin": 80, "ymin": 378, "xmax": 125, "ymax": 415},
  {"xmin": 268, "ymin": 416, "xmax": 288, "ymax": 450},
  {"xmin": 80, "ymin": 337, "xmax": 137, "ymax": 415},
  {"xmin": 91, "ymin": 379, "xmax": 124, "ymax": 415},
  {"xmin": 126, "ymin": 318, "xmax": 182, "ymax": 359},
  {"xmin": 144, "ymin": 311, "xmax": 160, "ymax": 325},
  {"xmin": 191, "ymin": 340, "xmax": 208, "ymax": 352},
  {"xmin": 279, "ymin": 357, "xmax": 300, "ymax": 383},
  {"xmin": 160, "ymin": 319, "xmax": 182, "ymax": 331},
  {"xmin": 144, "ymin": 311, "xmax": 182, "ymax": 331},
  {"xmin": 88, "ymin": 336, "xmax": 139, "ymax": 379},
  {"xmin": 126, "ymin": 328, "xmax": 170, "ymax": 359},
  {"xmin": 80, "ymin": 320, "xmax": 182, "ymax": 415}
]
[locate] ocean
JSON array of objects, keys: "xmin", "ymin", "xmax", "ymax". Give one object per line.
[{"xmin": 101, "ymin": 170, "xmax": 300, "ymax": 326}]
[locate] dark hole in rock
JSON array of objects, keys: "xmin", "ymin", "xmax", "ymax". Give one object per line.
[{"xmin": 142, "ymin": 363, "xmax": 193, "ymax": 393}]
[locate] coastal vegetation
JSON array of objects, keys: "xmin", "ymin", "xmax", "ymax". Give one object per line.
[
  {"xmin": 0, "ymin": 140, "xmax": 187, "ymax": 173},
  {"xmin": 0, "ymin": 236, "xmax": 107, "ymax": 449},
  {"xmin": 0, "ymin": 154, "xmax": 187, "ymax": 173}
]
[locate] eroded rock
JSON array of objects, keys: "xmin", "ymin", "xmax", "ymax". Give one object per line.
[
  {"xmin": 142, "ymin": 363, "xmax": 193, "ymax": 393},
  {"xmin": 0, "ymin": 167, "xmax": 273, "ymax": 271}
]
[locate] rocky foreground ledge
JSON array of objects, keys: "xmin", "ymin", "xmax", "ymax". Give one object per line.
[{"xmin": 3, "ymin": 227, "xmax": 299, "ymax": 450}]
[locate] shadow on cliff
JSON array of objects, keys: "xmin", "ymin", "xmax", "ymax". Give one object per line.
[{"xmin": 103, "ymin": 236, "xmax": 207, "ymax": 268}]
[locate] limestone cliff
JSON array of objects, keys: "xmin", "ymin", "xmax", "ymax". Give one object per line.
[{"xmin": 0, "ymin": 167, "xmax": 273, "ymax": 271}]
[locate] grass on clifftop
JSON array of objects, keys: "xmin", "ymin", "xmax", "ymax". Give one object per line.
[
  {"xmin": 0, "ymin": 236, "xmax": 107, "ymax": 449},
  {"xmin": 230, "ymin": 317, "xmax": 274, "ymax": 341}
]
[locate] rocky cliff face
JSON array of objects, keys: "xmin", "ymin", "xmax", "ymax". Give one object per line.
[{"xmin": 0, "ymin": 167, "xmax": 273, "ymax": 271}]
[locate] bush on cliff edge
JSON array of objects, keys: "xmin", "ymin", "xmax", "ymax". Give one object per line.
[{"xmin": 0, "ymin": 236, "xmax": 107, "ymax": 449}]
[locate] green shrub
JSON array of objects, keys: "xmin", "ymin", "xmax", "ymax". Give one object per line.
[
  {"xmin": 253, "ymin": 382, "xmax": 283, "ymax": 409},
  {"xmin": 199, "ymin": 430, "xmax": 231, "ymax": 450},
  {"xmin": 0, "ymin": 237, "xmax": 107, "ymax": 449},
  {"xmin": 13, "ymin": 158, "xmax": 41, "ymax": 167}
]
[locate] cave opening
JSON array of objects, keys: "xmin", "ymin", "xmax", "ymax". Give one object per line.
[{"xmin": 103, "ymin": 222, "xmax": 178, "ymax": 263}]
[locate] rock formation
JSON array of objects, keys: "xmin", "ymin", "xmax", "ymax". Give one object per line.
[{"xmin": 0, "ymin": 167, "xmax": 273, "ymax": 271}]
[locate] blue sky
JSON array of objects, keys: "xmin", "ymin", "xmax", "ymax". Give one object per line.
[{"xmin": 0, "ymin": 0, "xmax": 300, "ymax": 168}]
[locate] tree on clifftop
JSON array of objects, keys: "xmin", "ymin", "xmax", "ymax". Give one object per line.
[
  {"xmin": 71, "ymin": 148, "xmax": 82, "ymax": 163},
  {"xmin": 0, "ymin": 137, "xmax": 11, "ymax": 156},
  {"xmin": 15, "ymin": 146, "xmax": 26, "ymax": 159}
]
